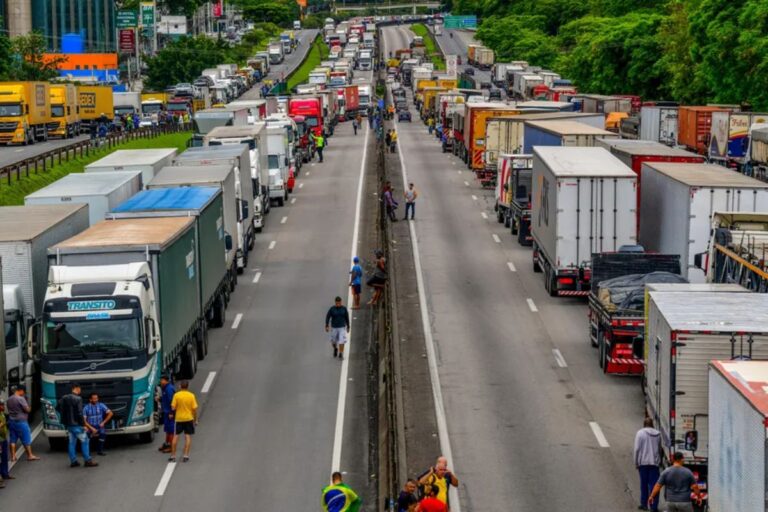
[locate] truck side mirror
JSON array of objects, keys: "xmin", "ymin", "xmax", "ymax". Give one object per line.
[
  {"xmin": 25, "ymin": 105, "xmax": 29, "ymax": 115},
  {"xmin": 693, "ymin": 252, "xmax": 704, "ymax": 270},
  {"xmin": 242, "ymin": 202, "xmax": 249, "ymax": 220},
  {"xmin": 225, "ymin": 233, "xmax": 233, "ymax": 251},
  {"xmin": 26, "ymin": 321, "xmax": 41, "ymax": 361}
]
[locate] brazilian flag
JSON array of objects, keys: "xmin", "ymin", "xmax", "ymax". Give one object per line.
[{"xmin": 321, "ymin": 483, "xmax": 361, "ymax": 512}]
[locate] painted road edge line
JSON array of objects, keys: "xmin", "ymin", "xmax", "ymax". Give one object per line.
[
  {"xmin": 268, "ymin": 241, "xmax": 276, "ymax": 250},
  {"xmin": 396, "ymin": 119, "xmax": 462, "ymax": 512},
  {"xmin": 590, "ymin": 421, "xmax": 610, "ymax": 448},
  {"xmin": 154, "ymin": 462, "xmax": 177, "ymax": 496},
  {"xmin": 231, "ymin": 313, "xmax": 243, "ymax": 330},
  {"xmin": 201, "ymin": 371, "xmax": 217, "ymax": 393},
  {"xmin": 552, "ymin": 349, "xmax": 567, "ymax": 368},
  {"xmin": 252, "ymin": 271, "xmax": 262, "ymax": 284},
  {"xmin": 492, "ymin": 234, "xmax": 501, "ymax": 244},
  {"xmin": 507, "ymin": 261, "xmax": 517, "ymax": 272},
  {"xmin": 526, "ymin": 298, "xmax": 538, "ymax": 312},
  {"xmin": 331, "ymin": 123, "xmax": 370, "ymax": 473}
]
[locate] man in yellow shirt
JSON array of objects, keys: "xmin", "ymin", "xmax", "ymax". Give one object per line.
[{"xmin": 169, "ymin": 380, "xmax": 198, "ymax": 463}]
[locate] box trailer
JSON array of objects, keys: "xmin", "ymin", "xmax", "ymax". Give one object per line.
[
  {"xmin": 85, "ymin": 148, "xmax": 178, "ymax": 185},
  {"xmin": 494, "ymin": 154, "xmax": 534, "ymax": 245},
  {"xmin": 639, "ymin": 163, "xmax": 768, "ymax": 283},
  {"xmin": 709, "ymin": 111, "xmax": 768, "ymax": 164},
  {"xmin": 24, "ymin": 171, "xmax": 142, "ymax": 225},
  {"xmin": 708, "ymin": 360, "xmax": 768, "ymax": 512},
  {"xmin": 678, "ymin": 106, "xmax": 729, "ymax": 155},
  {"xmin": 458, "ymin": 102, "xmax": 523, "ymax": 170},
  {"xmin": 523, "ymin": 120, "xmax": 618, "ymax": 154},
  {"xmin": 577, "ymin": 94, "xmax": 631, "ymax": 114},
  {"xmin": 645, "ymin": 291, "xmax": 768, "ymax": 507},
  {"xmin": 531, "ymin": 147, "xmax": 637, "ymax": 296},
  {"xmin": 639, "ymin": 105, "xmax": 679, "ymax": 146}
]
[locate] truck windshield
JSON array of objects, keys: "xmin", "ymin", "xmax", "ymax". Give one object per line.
[
  {"xmin": 114, "ymin": 107, "xmax": 134, "ymax": 116},
  {"xmin": 50, "ymin": 105, "xmax": 65, "ymax": 117},
  {"xmin": 43, "ymin": 317, "xmax": 142, "ymax": 354},
  {"xmin": 5, "ymin": 320, "xmax": 18, "ymax": 349},
  {"xmin": 359, "ymin": 95, "xmax": 370, "ymax": 105},
  {"xmin": 0, "ymin": 104, "xmax": 22, "ymax": 116},
  {"xmin": 306, "ymin": 117, "xmax": 319, "ymax": 128},
  {"xmin": 142, "ymin": 104, "xmax": 163, "ymax": 114},
  {"xmin": 167, "ymin": 103, "xmax": 188, "ymax": 112},
  {"xmin": 268, "ymin": 155, "xmax": 280, "ymax": 169}
]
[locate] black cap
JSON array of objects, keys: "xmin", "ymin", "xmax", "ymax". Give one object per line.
[
  {"xmin": 15, "ymin": 384, "xmax": 26, "ymax": 392},
  {"xmin": 70, "ymin": 382, "xmax": 81, "ymax": 390}
]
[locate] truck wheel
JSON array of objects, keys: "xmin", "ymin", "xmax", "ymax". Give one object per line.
[
  {"xmin": 277, "ymin": 197, "xmax": 285, "ymax": 207},
  {"xmin": 138, "ymin": 428, "xmax": 155, "ymax": 444},
  {"xmin": 598, "ymin": 335, "xmax": 606, "ymax": 370},
  {"xmin": 504, "ymin": 214, "xmax": 511, "ymax": 228},
  {"xmin": 532, "ymin": 244, "xmax": 542, "ymax": 273},
  {"xmin": 511, "ymin": 217, "xmax": 518, "ymax": 235},
  {"xmin": 195, "ymin": 328, "xmax": 206, "ymax": 361},
  {"xmin": 496, "ymin": 209, "xmax": 504, "ymax": 223},
  {"xmin": 180, "ymin": 344, "xmax": 197, "ymax": 380},
  {"xmin": 547, "ymin": 269, "xmax": 558, "ymax": 297},
  {"xmin": 211, "ymin": 296, "xmax": 226, "ymax": 328}
]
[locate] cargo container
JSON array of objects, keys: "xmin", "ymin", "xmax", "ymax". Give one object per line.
[
  {"xmin": 85, "ymin": 148, "xmax": 178, "ymax": 184},
  {"xmin": 459, "ymin": 103, "xmax": 523, "ymax": 170},
  {"xmin": 576, "ymin": 94, "xmax": 631, "ymax": 114},
  {"xmin": 639, "ymin": 105, "xmax": 679, "ymax": 146},
  {"xmin": 475, "ymin": 48, "xmax": 494, "ymax": 70},
  {"xmin": 678, "ymin": 106, "xmax": 729, "ymax": 155},
  {"xmin": 48, "ymin": 84, "xmax": 80, "ymax": 138},
  {"xmin": 192, "ymin": 107, "xmax": 250, "ymax": 142},
  {"xmin": 531, "ymin": 147, "xmax": 637, "ymax": 296},
  {"xmin": 645, "ymin": 291, "xmax": 768, "ymax": 507},
  {"xmin": 148, "ymin": 165, "xmax": 239, "ymax": 288},
  {"xmin": 76, "ymin": 85, "xmax": 113, "ymax": 130},
  {"xmin": 113, "ymin": 91, "xmax": 141, "ymax": 117},
  {"xmin": 484, "ymin": 112, "xmax": 605, "ymax": 169},
  {"xmin": 511, "ymin": 73, "xmax": 543, "ymax": 101},
  {"xmin": 40, "ymin": 216, "xmax": 210, "ymax": 443},
  {"xmin": 0, "ymin": 204, "xmax": 89, "ymax": 403},
  {"xmin": 523, "ymin": 120, "xmax": 618, "ymax": 154},
  {"xmin": 750, "ymin": 125, "xmax": 768, "ymax": 167},
  {"xmin": 467, "ymin": 44, "xmax": 480, "ymax": 64},
  {"xmin": 708, "ymin": 360, "xmax": 768, "ymax": 512},
  {"xmin": 24, "ymin": 171, "xmax": 142, "ymax": 225},
  {"xmin": 0, "ymin": 81, "xmax": 51, "ymax": 144},
  {"xmin": 494, "ymin": 154, "xmax": 533, "ymax": 245},
  {"xmin": 596, "ymin": 140, "xmax": 705, "ymax": 233},
  {"xmin": 709, "ymin": 111, "xmax": 768, "ymax": 164},
  {"xmin": 639, "ymin": 162, "xmax": 768, "ymax": 283}
]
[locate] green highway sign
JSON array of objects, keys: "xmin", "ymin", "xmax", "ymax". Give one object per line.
[{"xmin": 116, "ymin": 10, "xmax": 137, "ymax": 28}]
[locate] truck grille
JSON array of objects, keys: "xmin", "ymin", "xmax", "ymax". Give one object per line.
[
  {"xmin": 55, "ymin": 378, "xmax": 133, "ymax": 428},
  {"xmin": 0, "ymin": 122, "xmax": 18, "ymax": 133},
  {"xmin": 46, "ymin": 121, "xmax": 61, "ymax": 131}
]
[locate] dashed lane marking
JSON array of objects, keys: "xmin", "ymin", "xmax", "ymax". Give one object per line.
[
  {"xmin": 552, "ymin": 349, "xmax": 567, "ymax": 368},
  {"xmin": 154, "ymin": 463, "xmax": 177, "ymax": 496},
  {"xmin": 507, "ymin": 261, "xmax": 516, "ymax": 272},
  {"xmin": 201, "ymin": 371, "xmax": 217, "ymax": 393},
  {"xmin": 492, "ymin": 234, "xmax": 501, "ymax": 244},
  {"xmin": 268, "ymin": 241, "xmax": 276, "ymax": 250},
  {"xmin": 281, "ymin": 216, "xmax": 287, "ymax": 224},
  {"xmin": 231, "ymin": 313, "xmax": 243, "ymax": 330},
  {"xmin": 590, "ymin": 422, "xmax": 610, "ymax": 448},
  {"xmin": 252, "ymin": 271, "xmax": 262, "ymax": 283},
  {"xmin": 526, "ymin": 298, "xmax": 538, "ymax": 312}
]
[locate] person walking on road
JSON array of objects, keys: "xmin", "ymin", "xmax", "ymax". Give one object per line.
[
  {"xmin": 648, "ymin": 452, "xmax": 702, "ymax": 512},
  {"xmin": 7, "ymin": 386, "xmax": 39, "ymax": 462},
  {"xmin": 326, "ymin": 297, "xmax": 351, "ymax": 360},
  {"xmin": 0, "ymin": 399, "xmax": 11, "ymax": 486},
  {"xmin": 169, "ymin": 380, "xmax": 198, "ymax": 463},
  {"xmin": 427, "ymin": 116, "xmax": 435, "ymax": 135},
  {"xmin": 385, "ymin": 130, "xmax": 392, "ymax": 149},
  {"xmin": 398, "ymin": 479, "xmax": 419, "ymax": 512},
  {"xmin": 84, "ymin": 393, "xmax": 113, "ymax": 456},
  {"xmin": 158, "ymin": 375, "xmax": 176, "ymax": 454},
  {"xmin": 418, "ymin": 456, "xmax": 459, "ymax": 509},
  {"xmin": 350, "ymin": 257, "xmax": 364, "ymax": 309},
  {"xmin": 416, "ymin": 485, "xmax": 447, "ymax": 512},
  {"xmin": 384, "ymin": 184, "xmax": 398, "ymax": 222},
  {"xmin": 403, "ymin": 183, "xmax": 418, "ymax": 220},
  {"xmin": 57, "ymin": 383, "xmax": 98, "ymax": 468},
  {"xmin": 352, "ymin": 117, "xmax": 359, "ymax": 135},
  {"xmin": 390, "ymin": 129, "xmax": 398, "ymax": 153},
  {"xmin": 321, "ymin": 471, "xmax": 361, "ymax": 512},
  {"xmin": 635, "ymin": 418, "xmax": 662, "ymax": 511}
]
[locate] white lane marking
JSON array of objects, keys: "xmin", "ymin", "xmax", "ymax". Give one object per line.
[
  {"xmin": 252, "ymin": 271, "xmax": 262, "ymax": 283},
  {"xmin": 291, "ymin": 197, "xmax": 296, "ymax": 204},
  {"xmin": 332, "ymin": 123, "xmax": 370, "ymax": 473},
  {"xmin": 154, "ymin": 462, "xmax": 177, "ymax": 496},
  {"xmin": 305, "ymin": 171, "xmax": 310, "ymax": 176},
  {"xmin": 298, "ymin": 182, "xmax": 304, "ymax": 189},
  {"xmin": 231, "ymin": 313, "xmax": 243, "ymax": 330},
  {"xmin": 552, "ymin": 349, "xmax": 568, "ymax": 368},
  {"xmin": 280, "ymin": 216, "xmax": 288, "ymax": 224},
  {"xmin": 14, "ymin": 148, "xmax": 23, "ymax": 152},
  {"xmin": 395, "ymin": 122, "xmax": 462, "ymax": 512},
  {"xmin": 471, "ymin": 195, "xmax": 478, "ymax": 201},
  {"xmin": 311, "ymin": 163, "xmax": 316, "ymax": 166},
  {"xmin": 456, "ymin": 170, "xmax": 461, "ymax": 174},
  {"xmin": 268, "ymin": 241, "xmax": 276, "ymax": 250},
  {"xmin": 526, "ymin": 298, "xmax": 538, "ymax": 312},
  {"xmin": 480, "ymin": 212, "xmax": 488, "ymax": 219},
  {"xmin": 8, "ymin": 423, "xmax": 42, "ymax": 470},
  {"xmin": 201, "ymin": 371, "xmax": 217, "ymax": 393},
  {"xmin": 507, "ymin": 261, "xmax": 517, "ymax": 272},
  {"xmin": 590, "ymin": 421, "xmax": 610, "ymax": 448},
  {"xmin": 492, "ymin": 234, "xmax": 501, "ymax": 244},
  {"xmin": 464, "ymin": 181, "xmax": 470, "ymax": 187}
]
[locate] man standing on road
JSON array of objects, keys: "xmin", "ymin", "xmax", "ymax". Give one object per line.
[
  {"xmin": 57, "ymin": 383, "xmax": 98, "ymax": 468},
  {"xmin": 349, "ymin": 257, "xmax": 364, "ymax": 310},
  {"xmin": 648, "ymin": 452, "xmax": 702, "ymax": 511},
  {"xmin": 403, "ymin": 183, "xmax": 418, "ymax": 220},
  {"xmin": 352, "ymin": 117, "xmax": 359, "ymax": 136},
  {"xmin": 321, "ymin": 471, "xmax": 361, "ymax": 512},
  {"xmin": 397, "ymin": 479, "xmax": 419, "ymax": 512},
  {"xmin": 384, "ymin": 185, "xmax": 398, "ymax": 222},
  {"xmin": 0, "ymin": 399, "xmax": 11, "ymax": 486},
  {"xmin": 169, "ymin": 380, "xmax": 198, "ymax": 463},
  {"xmin": 418, "ymin": 456, "xmax": 459, "ymax": 509},
  {"xmin": 7, "ymin": 385, "xmax": 40, "ymax": 462},
  {"xmin": 325, "ymin": 297, "xmax": 351, "ymax": 360},
  {"xmin": 312, "ymin": 132, "xmax": 325, "ymax": 163},
  {"xmin": 158, "ymin": 375, "xmax": 176, "ymax": 454},
  {"xmin": 635, "ymin": 418, "xmax": 662, "ymax": 511},
  {"xmin": 390, "ymin": 129, "xmax": 398, "ymax": 153},
  {"xmin": 84, "ymin": 393, "xmax": 113, "ymax": 456}
]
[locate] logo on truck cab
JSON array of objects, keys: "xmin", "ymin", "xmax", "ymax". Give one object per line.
[{"xmin": 68, "ymin": 300, "xmax": 116, "ymax": 311}]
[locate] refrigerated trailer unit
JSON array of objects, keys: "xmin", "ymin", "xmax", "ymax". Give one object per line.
[
  {"xmin": 531, "ymin": 147, "xmax": 637, "ymax": 296},
  {"xmin": 494, "ymin": 154, "xmax": 534, "ymax": 245},
  {"xmin": 639, "ymin": 162, "xmax": 768, "ymax": 283},
  {"xmin": 523, "ymin": 120, "xmax": 618, "ymax": 154},
  {"xmin": 639, "ymin": 105, "xmax": 679, "ymax": 146},
  {"xmin": 85, "ymin": 148, "xmax": 178, "ymax": 185}
]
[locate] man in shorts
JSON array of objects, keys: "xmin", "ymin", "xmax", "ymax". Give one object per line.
[
  {"xmin": 6, "ymin": 385, "xmax": 40, "ymax": 462},
  {"xmin": 325, "ymin": 296, "xmax": 350, "ymax": 360},
  {"xmin": 158, "ymin": 375, "xmax": 176, "ymax": 454},
  {"xmin": 169, "ymin": 380, "xmax": 198, "ymax": 463},
  {"xmin": 349, "ymin": 257, "xmax": 363, "ymax": 309}
]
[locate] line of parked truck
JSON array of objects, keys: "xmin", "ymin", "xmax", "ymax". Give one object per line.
[{"xmin": 398, "ymin": 53, "xmax": 768, "ymax": 509}]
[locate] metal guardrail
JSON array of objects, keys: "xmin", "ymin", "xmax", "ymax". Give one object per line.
[{"xmin": 0, "ymin": 124, "xmax": 189, "ymax": 187}]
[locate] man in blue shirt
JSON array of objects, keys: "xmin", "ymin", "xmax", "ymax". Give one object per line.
[
  {"xmin": 158, "ymin": 375, "xmax": 176, "ymax": 453},
  {"xmin": 349, "ymin": 256, "xmax": 363, "ymax": 309},
  {"xmin": 83, "ymin": 393, "xmax": 112, "ymax": 456}
]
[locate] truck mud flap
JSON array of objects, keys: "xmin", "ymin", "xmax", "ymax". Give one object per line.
[{"xmin": 605, "ymin": 357, "xmax": 644, "ymax": 375}]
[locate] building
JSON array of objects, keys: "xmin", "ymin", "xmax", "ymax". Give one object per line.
[
  {"xmin": 31, "ymin": 0, "xmax": 117, "ymax": 52},
  {"xmin": 4, "ymin": 0, "xmax": 33, "ymax": 36}
]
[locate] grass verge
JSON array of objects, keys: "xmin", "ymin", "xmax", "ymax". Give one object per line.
[
  {"xmin": 287, "ymin": 35, "xmax": 330, "ymax": 90},
  {"xmin": 411, "ymin": 24, "xmax": 446, "ymax": 70},
  {"xmin": 0, "ymin": 132, "xmax": 192, "ymax": 206}
]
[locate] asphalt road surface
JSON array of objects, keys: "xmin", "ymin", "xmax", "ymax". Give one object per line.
[
  {"xmin": 382, "ymin": 25, "xmax": 644, "ymax": 511},
  {"xmin": 1, "ymin": 66, "xmax": 377, "ymax": 511},
  {"xmin": 0, "ymin": 29, "xmax": 318, "ymax": 168}
]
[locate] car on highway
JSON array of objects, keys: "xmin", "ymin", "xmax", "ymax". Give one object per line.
[{"xmin": 398, "ymin": 109, "xmax": 411, "ymax": 122}]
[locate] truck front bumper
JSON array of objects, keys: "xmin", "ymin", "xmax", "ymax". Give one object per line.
[{"xmin": 44, "ymin": 417, "xmax": 154, "ymax": 437}]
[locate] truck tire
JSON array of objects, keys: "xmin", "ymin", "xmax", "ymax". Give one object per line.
[
  {"xmin": 138, "ymin": 427, "xmax": 155, "ymax": 444},
  {"xmin": 532, "ymin": 244, "xmax": 542, "ymax": 273},
  {"xmin": 547, "ymin": 268, "xmax": 558, "ymax": 297},
  {"xmin": 504, "ymin": 214, "xmax": 511, "ymax": 228},
  {"xmin": 195, "ymin": 327, "xmax": 206, "ymax": 361},
  {"xmin": 180, "ymin": 344, "xmax": 197, "ymax": 380},
  {"xmin": 277, "ymin": 197, "xmax": 285, "ymax": 207},
  {"xmin": 598, "ymin": 334, "xmax": 606, "ymax": 370},
  {"xmin": 211, "ymin": 296, "xmax": 226, "ymax": 328},
  {"xmin": 496, "ymin": 209, "xmax": 504, "ymax": 223}
]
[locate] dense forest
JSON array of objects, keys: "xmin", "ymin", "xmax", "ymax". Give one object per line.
[{"xmin": 447, "ymin": 0, "xmax": 768, "ymax": 109}]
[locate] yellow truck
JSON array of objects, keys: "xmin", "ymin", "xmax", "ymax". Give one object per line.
[
  {"xmin": 0, "ymin": 81, "xmax": 51, "ymax": 145},
  {"xmin": 140, "ymin": 92, "xmax": 169, "ymax": 125},
  {"xmin": 421, "ymin": 86, "xmax": 449, "ymax": 120},
  {"xmin": 76, "ymin": 85, "xmax": 114, "ymax": 131},
  {"xmin": 48, "ymin": 83, "xmax": 80, "ymax": 138},
  {"xmin": 437, "ymin": 79, "xmax": 458, "ymax": 90}
]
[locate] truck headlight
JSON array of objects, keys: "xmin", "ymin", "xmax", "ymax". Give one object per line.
[
  {"xmin": 42, "ymin": 399, "xmax": 58, "ymax": 422},
  {"xmin": 133, "ymin": 393, "xmax": 150, "ymax": 418}
]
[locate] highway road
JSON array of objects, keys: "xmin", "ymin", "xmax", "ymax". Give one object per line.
[
  {"xmin": 0, "ymin": 29, "xmax": 318, "ymax": 169},
  {"xmin": 382, "ymin": 25, "xmax": 644, "ymax": 511},
  {"xmin": 2, "ymin": 63, "xmax": 377, "ymax": 511}
]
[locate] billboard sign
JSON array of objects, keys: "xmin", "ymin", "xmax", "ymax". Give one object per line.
[{"xmin": 119, "ymin": 29, "xmax": 135, "ymax": 53}]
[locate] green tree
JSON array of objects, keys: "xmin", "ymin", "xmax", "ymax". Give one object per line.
[
  {"xmin": 0, "ymin": 29, "xmax": 13, "ymax": 80},
  {"xmin": 476, "ymin": 16, "xmax": 558, "ymax": 68},
  {"xmin": 145, "ymin": 36, "xmax": 229, "ymax": 89},
  {"xmin": 11, "ymin": 32, "xmax": 66, "ymax": 81},
  {"xmin": 230, "ymin": 0, "xmax": 298, "ymax": 26}
]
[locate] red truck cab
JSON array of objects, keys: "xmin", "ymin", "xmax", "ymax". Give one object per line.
[
  {"xmin": 289, "ymin": 114, "xmax": 312, "ymax": 162},
  {"xmin": 289, "ymin": 97, "xmax": 323, "ymax": 137}
]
